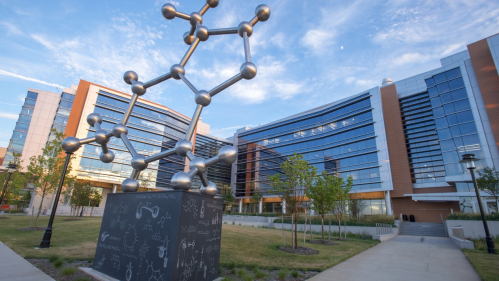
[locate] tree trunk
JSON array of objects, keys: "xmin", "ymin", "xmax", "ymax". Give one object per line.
[
  {"xmin": 338, "ymin": 216, "xmax": 341, "ymax": 240},
  {"xmin": 310, "ymin": 219, "xmax": 313, "ymax": 241},
  {"xmin": 344, "ymin": 218, "xmax": 347, "ymax": 239},
  {"xmin": 328, "ymin": 218, "xmax": 331, "ymax": 241},
  {"xmin": 291, "ymin": 215, "xmax": 294, "ymax": 249},
  {"xmin": 321, "ymin": 215, "xmax": 324, "ymax": 241},
  {"xmin": 303, "ymin": 215, "xmax": 307, "ymax": 247},
  {"xmin": 282, "ymin": 215, "xmax": 285, "ymax": 246},
  {"xmin": 34, "ymin": 193, "xmax": 45, "ymax": 227},
  {"xmin": 294, "ymin": 213, "xmax": 298, "ymax": 250}
]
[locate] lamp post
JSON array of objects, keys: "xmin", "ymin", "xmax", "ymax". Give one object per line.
[
  {"xmin": 0, "ymin": 163, "xmax": 18, "ymax": 206},
  {"xmin": 39, "ymin": 152, "xmax": 72, "ymax": 248},
  {"xmin": 460, "ymin": 154, "xmax": 497, "ymax": 254}
]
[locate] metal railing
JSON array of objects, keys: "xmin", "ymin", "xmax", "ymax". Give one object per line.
[{"xmin": 375, "ymin": 223, "xmax": 392, "ymax": 235}]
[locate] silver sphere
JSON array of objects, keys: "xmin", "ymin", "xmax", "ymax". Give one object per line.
[
  {"xmin": 183, "ymin": 32, "xmax": 194, "ymax": 45},
  {"xmin": 196, "ymin": 26, "xmax": 209, "ymax": 41},
  {"xmin": 132, "ymin": 81, "xmax": 146, "ymax": 96},
  {"xmin": 238, "ymin": 21, "xmax": 253, "ymax": 37},
  {"xmin": 189, "ymin": 12, "xmax": 203, "ymax": 25},
  {"xmin": 189, "ymin": 157, "xmax": 207, "ymax": 173},
  {"xmin": 161, "ymin": 3, "xmax": 176, "ymax": 20},
  {"xmin": 112, "ymin": 123, "xmax": 128, "ymax": 138},
  {"xmin": 170, "ymin": 64, "xmax": 185, "ymax": 80},
  {"xmin": 123, "ymin": 71, "xmax": 138, "ymax": 85},
  {"xmin": 218, "ymin": 145, "xmax": 237, "ymax": 164},
  {"xmin": 240, "ymin": 62, "xmax": 257, "ymax": 80},
  {"xmin": 171, "ymin": 172, "xmax": 192, "ymax": 190},
  {"xmin": 62, "ymin": 137, "xmax": 81, "ymax": 153},
  {"xmin": 122, "ymin": 178, "xmax": 139, "ymax": 192},
  {"xmin": 200, "ymin": 181, "xmax": 218, "ymax": 197},
  {"xmin": 86, "ymin": 113, "xmax": 102, "ymax": 126},
  {"xmin": 175, "ymin": 139, "xmax": 193, "ymax": 157},
  {"xmin": 131, "ymin": 155, "xmax": 148, "ymax": 171},
  {"xmin": 195, "ymin": 90, "xmax": 211, "ymax": 106},
  {"xmin": 95, "ymin": 130, "xmax": 109, "ymax": 145},
  {"xmin": 206, "ymin": 0, "xmax": 219, "ymax": 8},
  {"xmin": 255, "ymin": 4, "xmax": 271, "ymax": 22},
  {"xmin": 100, "ymin": 150, "xmax": 115, "ymax": 163}
]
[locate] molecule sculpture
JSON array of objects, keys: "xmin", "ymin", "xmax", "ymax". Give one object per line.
[{"xmin": 60, "ymin": 0, "xmax": 271, "ymax": 197}]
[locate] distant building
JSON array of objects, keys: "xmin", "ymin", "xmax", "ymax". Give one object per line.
[{"xmin": 231, "ymin": 34, "xmax": 499, "ymax": 222}]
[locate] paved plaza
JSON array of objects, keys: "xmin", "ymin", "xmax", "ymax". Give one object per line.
[
  {"xmin": 308, "ymin": 236, "xmax": 480, "ymax": 281},
  {"xmin": 0, "ymin": 241, "xmax": 54, "ymax": 281}
]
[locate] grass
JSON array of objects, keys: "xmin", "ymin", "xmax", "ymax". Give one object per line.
[
  {"xmin": 0, "ymin": 215, "xmax": 378, "ymax": 271},
  {"xmin": 462, "ymin": 238, "xmax": 499, "ymax": 281},
  {"xmin": 60, "ymin": 266, "xmax": 77, "ymax": 276}
]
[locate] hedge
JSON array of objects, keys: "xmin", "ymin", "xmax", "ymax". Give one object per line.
[
  {"xmin": 273, "ymin": 218, "xmax": 396, "ymax": 227},
  {"xmin": 447, "ymin": 213, "xmax": 499, "ymax": 221}
]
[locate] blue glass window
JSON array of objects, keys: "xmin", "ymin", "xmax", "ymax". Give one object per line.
[
  {"xmin": 446, "ymin": 68, "xmax": 461, "ymax": 80},
  {"xmin": 451, "ymin": 88, "xmax": 467, "ymax": 101},
  {"xmin": 445, "ymin": 163, "xmax": 462, "ymax": 175},
  {"xmin": 439, "ymin": 139, "xmax": 455, "ymax": 152},
  {"xmin": 425, "ymin": 78, "xmax": 435, "ymax": 88},
  {"xmin": 456, "ymin": 110, "xmax": 474, "ymax": 123},
  {"xmin": 448, "ymin": 78, "xmax": 464, "ymax": 91},
  {"xmin": 437, "ymin": 82, "xmax": 449, "ymax": 93},
  {"xmin": 453, "ymin": 100, "xmax": 471, "ymax": 112},
  {"xmin": 443, "ymin": 103, "xmax": 455, "ymax": 114},
  {"xmin": 437, "ymin": 128, "xmax": 452, "ymax": 140},
  {"xmin": 435, "ymin": 118, "xmax": 448, "ymax": 129},
  {"xmin": 27, "ymin": 91, "xmax": 38, "ymax": 99},
  {"xmin": 442, "ymin": 151, "xmax": 459, "ymax": 164},
  {"xmin": 430, "ymin": 97, "xmax": 442, "ymax": 108},
  {"xmin": 459, "ymin": 122, "xmax": 477, "ymax": 135},
  {"xmin": 433, "ymin": 107, "xmax": 445, "ymax": 118},
  {"xmin": 440, "ymin": 93, "xmax": 452, "ymax": 104},
  {"xmin": 434, "ymin": 73, "xmax": 447, "ymax": 84},
  {"xmin": 462, "ymin": 134, "xmax": 480, "ymax": 147},
  {"xmin": 450, "ymin": 125, "xmax": 461, "ymax": 137},
  {"xmin": 447, "ymin": 114, "xmax": 458, "ymax": 126},
  {"xmin": 428, "ymin": 87, "xmax": 439, "ymax": 97}
]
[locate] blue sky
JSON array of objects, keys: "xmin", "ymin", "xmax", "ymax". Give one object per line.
[{"xmin": 0, "ymin": 0, "xmax": 498, "ymax": 147}]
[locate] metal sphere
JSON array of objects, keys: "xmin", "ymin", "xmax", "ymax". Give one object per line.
[
  {"xmin": 175, "ymin": 139, "xmax": 193, "ymax": 157},
  {"xmin": 122, "ymin": 178, "xmax": 139, "ymax": 193},
  {"xmin": 95, "ymin": 130, "xmax": 109, "ymax": 145},
  {"xmin": 240, "ymin": 62, "xmax": 257, "ymax": 80},
  {"xmin": 62, "ymin": 137, "xmax": 81, "ymax": 153},
  {"xmin": 196, "ymin": 26, "xmax": 209, "ymax": 42},
  {"xmin": 112, "ymin": 123, "xmax": 128, "ymax": 138},
  {"xmin": 189, "ymin": 12, "xmax": 203, "ymax": 25},
  {"xmin": 123, "ymin": 71, "xmax": 138, "ymax": 85},
  {"xmin": 255, "ymin": 4, "xmax": 271, "ymax": 22},
  {"xmin": 100, "ymin": 150, "xmax": 115, "ymax": 163},
  {"xmin": 161, "ymin": 3, "xmax": 176, "ymax": 20},
  {"xmin": 183, "ymin": 32, "xmax": 194, "ymax": 45},
  {"xmin": 189, "ymin": 157, "xmax": 207, "ymax": 173},
  {"xmin": 171, "ymin": 172, "xmax": 192, "ymax": 190},
  {"xmin": 200, "ymin": 181, "xmax": 218, "ymax": 197},
  {"xmin": 206, "ymin": 0, "xmax": 219, "ymax": 8},
  {"xmin": 131, "ymin": 155, "xmax": 148, "ymax": 171},
  {"xmin": 86, "ymin": 113, "xmax": 102, "ymax": 126},
  {"xmin": 218, "ymin": 145, "xmax": 237, "ymax": 164},
  {"xmin": 132, "ymin": 81, "xmax": 146, "ymax": 96},
  {"xmin": 170, "ymin": 64, "xmax": 185, "ymax": 80},
  {"xmin": 195, "ymin": 90, "xmax": 211, "ymax": 106},
  {"xmin": 237, "ymin": 21, "xmax": 253, "ymax": 37}
]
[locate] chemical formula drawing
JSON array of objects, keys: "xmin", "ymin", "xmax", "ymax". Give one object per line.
[{"xmin": 136, "ymin": 202, "xmax": 160, "ymax": 219}]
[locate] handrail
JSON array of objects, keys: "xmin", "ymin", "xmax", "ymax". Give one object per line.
[{"xmin": 441, "ymin": 214, "xmax": 448, "ymax": 237}]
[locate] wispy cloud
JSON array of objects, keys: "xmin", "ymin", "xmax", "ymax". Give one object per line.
[
  {"xmin": 0, "ymin": 22, "xmax": 21, "ymax": 35},
  {"xmin": 0, "ymin": 69, "xmax": 65, "ymax": 88},
  {"xmin": 0, "ymin": 112, "xmax": 18, "ymax": 120}
]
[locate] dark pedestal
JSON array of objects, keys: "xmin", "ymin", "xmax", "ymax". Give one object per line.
[{"xmin": 92, "ymin": 190, "xmax": 222, "ymax": 281}]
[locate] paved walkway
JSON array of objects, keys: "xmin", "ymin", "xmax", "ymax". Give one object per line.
[
  {"xmin": 0, "ymin": 241, "xmax": 54, "ymax": 281},
  {"xmin": 308, "ymin": 236, "xmax": 480, "ymax": 281}
]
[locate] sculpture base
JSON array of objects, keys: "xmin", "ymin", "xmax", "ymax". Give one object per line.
[{"xmin": 92, "ymin": 190, "xmax": 223, "ymax": 281}]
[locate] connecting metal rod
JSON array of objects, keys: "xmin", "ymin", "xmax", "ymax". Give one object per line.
[
  {"xmin": 243, "ymin": 32, "xmax": 251, "ymax": 62},
  {"xmin": 205, "ymin": 155, "xmax": 219, "ymax": 166},
  {"xmin": 186, "ymin": 151, "xmax": 195, "ymax": 161},
  {"xmin": 105, "ymin": 132, "xmax": 114, "ymax": 138},
  {"xmin": 199, "ymin": 172, "xmax": 209, "ymax": 187},
  {"xmin": 144, "ymin": 73, "xmax": 172, "ymax": 88},
  {"xmin": 120, "ymin": 133, "xmax": 137, "ymax": 157},
  {"xmin": 187, "ymin": 167, "xmax": 198, "ymax": 178},
  {"xmin": 180, "ymin": 38, "xmax": 201, "ymax": 67},
  {"xmin": 199, "ymin": 4, "xmax": 210, "ymax": 15},
  {"xmin": 178, "ymin": 73, "xmax": 198, "ymax": 93},
  {"xmin": 131, "ymin": 169, "xmax": 140, "ymax": 180},
  {"xmin": 208, "ymin": 28, "xmax": 238, "ymax": 35},
  {"xmin": 176, "ymin": 11, "xmax": 191, "ymax": 21},
  {"xmin": 80, "ymin": 137, "xmax": 96, "ymax": 145},
  {"xmin": 209, "ymin": 73, "xmax": 243, "ymax": 97},
  {"xmin": 185, "ymin": 104, "xmax": 203, "ymax": 141},
  {"xmin": 122, "ymin": 94, "xmax": 138, "ymax": 124},
  {"xmin": 94, "ymin": 123, "xmax": 102, "ymax": 131},
  {"xmin": 144, "ymin": 148, "xmax": 176, "ymax": 163},
  {"xmin": 188, "ymin": 25, "xmax": 196, "ymax": 36},
  {"xmin": 250, "ymin": 16, "xmax": 259, "ymax": 26},
  {"xmin": 101, "ymin": 143, "xmax": 109, "ymax": 154}
]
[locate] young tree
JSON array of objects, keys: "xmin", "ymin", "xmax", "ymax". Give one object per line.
[
  {"xmin": 89, "ymin": 189, "xmax": 102, "ymax": 216},
  {"xmin": 249, "ymin": 187, "xmax": 263, "ymax": 213},
  {"xmin": 138, "ymin": 170, "xmax": 155, "ymax": 192},
  {"xmin": 350, "ymin": 192, "xmax": 367, "ymax": 220},
  {"xmin": 25, "ymin": 129, "xmax": 72, "ymax": 227},
  {"xmin": 477, "ymin": 167, "xmax": 499, "ymax": 206},
  {"xmin": 333, "ymin": 176, "xmax": 353, "ymax": 240},
  {"xmin": 70, "ymin": 179, "xmax": 93, "ymax": 217},
  {"xmin": 269, "ymin": 153, "xmax": 317, "ymax": 250},
  {"xmin": 306, "ymin": 171, "xmax": 340, "ymax": 241},
  {"xmin": 222, "ymin": 189, "xmax": 235, "ymax": 212},
  {"xmin": 0, "ymin": 153, "xmax": 27, "ymax": 209}
]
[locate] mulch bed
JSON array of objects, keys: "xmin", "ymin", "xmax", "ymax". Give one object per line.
[
  {"xmin": 63, "ymin": 218, "xmax": 82, "ymax": 221},
  {"xmin": 18, "ymin": 226, "xmax": 46, "ymax": 231},
  {"xmin": 28, "ymin": 259, "xmax": 98, "ymax": 281},
  {"xmin": 308, "ymin": 240, "xmax": 338, "ymax": 245},
  {"xmin": 278, "ymin": 246, "xmax": 319, "ymax": 255},
  {"xmin": 220, "ymin": 267, "xmax": 318, "ymax": 281},
  {"xmin": 0, "ymin": 216, "xmax": 10, "ymax": 219}
]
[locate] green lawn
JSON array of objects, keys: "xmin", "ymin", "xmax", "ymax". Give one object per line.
[
  {"xmin": 0, "ymin": 216, "xmax": 378, "ymax": 271},
  {"xmin": 463, "ymin": 238, "xmax": 499, "ymax": 281}
]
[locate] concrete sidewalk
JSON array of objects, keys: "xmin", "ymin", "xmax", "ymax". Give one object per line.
[
  {"xmin": 307, "ymin": 236, "xmax": 480, "ymax": 281},
  {"xmin": 0, "ymin": 241, "xmax": 54, "ymax": 281}
]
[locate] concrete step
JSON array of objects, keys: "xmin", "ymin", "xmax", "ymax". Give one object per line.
[{"xmin": 399, "ymin": 222, "xmax": 447, "ymax": 237}]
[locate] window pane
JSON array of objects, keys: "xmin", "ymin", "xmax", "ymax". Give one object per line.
[
  {"xmin": 450, "ymin": 125, "xmax": 461, "ymax": 137},
  {"xmin": 457, "ymin": 110, "xmax": 474, "ymax": 123},
  {"xmin": 447, "ymin": 114, "xmax": 458, "ymax": 126},
  {"xmin": 437, "ymin": 82, "xmax": 449, "ymax": 93},
  {"xmin": 440, "ymin": 139, "xmax": 455, "ymax": 151},
  {"xmin": 428, "ymin": 87, "xmax": 439, "ymax": 97},
  {"xmin": 442, "ymin": 151, "xmax": 459, "ymax": 164},
  {"xmin": 425, "ymin": 78, "xmax": 435, "ymax": 88},
  {"xmin": 437, "ymin": 128, "xmax": 452, "ymax": 140},
  {"xmin": 443, "ymin": 103, "xmax": 455, "ymax": 114},
  {"xmin": 430, "ymin": 97, "xmax": 442, "ymax": 108},
  {"xmin": 446, "ymin": 68, "xmax": 461, "ymax": 80},
  {"xmin": 451, "ymin": 88, "xmax": 467, "ymax": 101},
  {"xmin": 435, "ymin": 118, "xmax": 448, "ymax": 129},
  {"xmin": 440, "ymin": 93, "xmax": 452, "ymax": 103},
  {"xmin": 459, "ymin": 122, "xmax": 477, "ymax": 135},
  {"xmin": 433, "ymin": 107, "xmax": 445, "ymax": 118},
  {"xmin": 448, "ymin": 77, "xmax": 465, "ymax": 90},
  {"xmin": 434, "ymin": 73, "xmax": 447, "ymax": 84},
  {"xmin": 454, "ymin": 100, "xmax": 471, "ymax": 112}
]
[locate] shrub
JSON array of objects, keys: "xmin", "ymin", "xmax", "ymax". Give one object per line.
[
  {"xmin": 222, "ymin": 277, "xmax": 235, "ymax": 281},
  {"xmin": 274, "ymin": 214, "xmax": 395, "ymax": 227},
  {"xmin": 48, "ymin": 255, "xmax": 60, "ymax": 263},
  {"xmin": 243, "ymin": 275, "xmax": 253, "ymax": 281},
  {"xmin": 255, "ymin": 270, "xmax": 267, "ymax": 279},
  {"xmin": 60, "ymin": 266, "xmax": 77, "ymax": 276},
  {"xmin": 237, "ymin": 269, "xmax": 247, "ymax": 277},
  {"xmin": 249, "ymin": 264, "xmax": 258, "ymax": 272},
  {"xmin": 75, "ymin": 278, "xmax": 90, "ymax": 281},
  {"xmin": 291, "ymin": 270, "xmax": 299, "ymax": 278},
  {"xmin": 277, "ymin": 269, "xmax": 288, "ymax": 280},
  {"xmin": 230, "ymin": 268, "xmax": 236, "ymax": 275},
  {"xmin": 227, "ymin": 262, "xmax": 236, "ymax": 270},
  {"xmin": 53, "ymin": 260, "xmax": 64, "ymax": 268}
]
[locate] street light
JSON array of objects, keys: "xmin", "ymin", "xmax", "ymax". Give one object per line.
[
  {"xmin": 460, "ymin": 153, "xmax": 497, "ymax": 254},
  {"xmin": 0, "ymin": 163, "xmax": 18, "ymax": 206}
]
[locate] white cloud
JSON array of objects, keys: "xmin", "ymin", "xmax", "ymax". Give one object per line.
[
  {"xmin": 0, "ymin": 69, "xmax": 65, "ymax": 88},
  {"xmin": 0, "ymin": 22, "xmax": 21, "ymax": 35},
  {"xmin": 393, "ymin": 52, "xmax": 431, "ymax": 66},
  {"xmin": 301, "ymin": 29, "xmax": 335, "ymax": 53},
  {"xmin": 0, "ymin": 112, "xmax": 18, "ymax": 120},
  {"xmin": 210, "ymin": 124, "xmax": 255, "ymax": 138}
]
